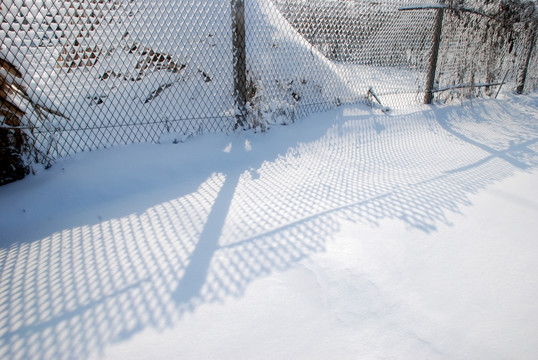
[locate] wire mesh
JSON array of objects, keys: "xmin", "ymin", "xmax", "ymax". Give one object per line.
[
  {"xmin": 516, "ymin": 24, "xmax": 538, "ymax": 93},
  {"xmin": 270, "ymin": 0, "xmax": 439, "ymax": 109},
  {"xmin": 527, "ymin": 34, "xmax": 538, "ymax": 91},
  {"xmin": 1, "ymin": 0, "xmax": 537, "ymax": 183},
  {"xmin": 1, "ymin": 0, "xmax": 235, "ymax": 162},
  {"xmin": 434, "ymin": 0, "xmax": 533, "ymax": 100}
]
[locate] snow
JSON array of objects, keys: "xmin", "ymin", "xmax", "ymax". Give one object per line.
[{"xmin": 1, "ymin": 92, "xmax": 538, "ymax": 359}]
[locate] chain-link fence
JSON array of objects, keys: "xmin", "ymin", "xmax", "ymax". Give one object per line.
[{"xmin": 1, "ymin": 0, "xmax": 537, "ymax": 185}]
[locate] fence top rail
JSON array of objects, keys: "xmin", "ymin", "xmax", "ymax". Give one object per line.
[
  {"xmin": 399, "ymin": 3, "xmax": 498, "ymax": 21},
  {"xmin": 399, "ymin": 4, "xmax": 446, "ymax": 11}
]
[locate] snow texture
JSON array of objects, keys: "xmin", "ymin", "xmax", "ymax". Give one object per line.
[{"xmin": 1, "ymin": 92, "xmax": 538, "ymax": 360}]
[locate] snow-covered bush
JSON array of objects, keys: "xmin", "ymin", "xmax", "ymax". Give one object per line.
[{"xmin": 0, "ymin": 58, "xmax": 66, "ymax": 185}]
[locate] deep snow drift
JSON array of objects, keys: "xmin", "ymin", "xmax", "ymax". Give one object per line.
[{"xmin": 1, "ymin": 93, "xmax": 538, "ymax": 360}]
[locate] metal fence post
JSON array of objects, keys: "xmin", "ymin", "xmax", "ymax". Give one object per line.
[
  {"xmin": 516, "ymin": 24, "xmax": 536, "ymax": 94},
  {"xmin": 231, "ymin": 0, "xmax": 247, "ymax": 128},
  {"xmin": 424, "ymin": 3, "xmax": 445, "ymax": 104}
]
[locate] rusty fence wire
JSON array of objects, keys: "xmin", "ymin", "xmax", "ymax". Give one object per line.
[{"xmin": 1, "ymin": 0, "xmax": 537, "ymax": 184}]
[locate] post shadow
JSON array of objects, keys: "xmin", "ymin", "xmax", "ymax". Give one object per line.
[
  {"xmin": 435, "ymin": 113, "xmax": 531, "ymax": 170},
  {"xmin": 172, "ymin": 167, "xmax": 241, "ymax": 305}
]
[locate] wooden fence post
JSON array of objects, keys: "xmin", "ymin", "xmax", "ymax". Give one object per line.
[
  {"xmin": 231, "ymin": 0, "xmax": 247, "ymax": 128},
  {"xmin": 516, "ymin": 24, "xmax": 536, "ymax": 94},
  {"xmin": 424, "ymin": 3, "xmax": 445, "ymax": 104}
]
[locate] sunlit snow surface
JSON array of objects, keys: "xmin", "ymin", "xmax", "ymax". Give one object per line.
[{"xmin": 1, "ymin": 93, "xmax": 538, "ymax": 359}]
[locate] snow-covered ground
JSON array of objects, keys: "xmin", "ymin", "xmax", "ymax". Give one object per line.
[{"xmin": 1, "ymin": 92, "xmax": 538, "ymax": 360}]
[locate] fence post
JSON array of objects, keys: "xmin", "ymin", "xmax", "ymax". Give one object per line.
[
  {"xmin": 516, "ymin": 24, "xmax": 536, "ymax": 94},
  {"xmin": 424, "ymin": 3, "xmax": 445, "ymax": 104},
  {"xmin": 231, "ymin": 0, "xmax": 247, "ymax": 128}
]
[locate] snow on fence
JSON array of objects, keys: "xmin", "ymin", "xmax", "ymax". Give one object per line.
[{"xmin": 1, "ymin": 0, "xmax": 537, "ymax": 185}]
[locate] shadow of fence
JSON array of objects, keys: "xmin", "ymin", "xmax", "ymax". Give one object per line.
[{"xmin": 1, "ymin": 98, "xmax": 537, "ymax": 359}]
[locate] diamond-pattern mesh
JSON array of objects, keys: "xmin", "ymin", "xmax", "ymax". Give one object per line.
[
  {"xmin": 527, "ymin": 36, "xmax": 538, "ymax": 91},
  {"xmin": 435, "ymin": 0, "xmax": 535, "ymax": 99},
  {"xmin": 270, "ymin": 0, "xmax": 438, "ymax": 108},
  {"xmin": 1, "ymin": 0, "xmax": 536, "ymax": 169},
  {"xmin": 1, "ymin": 0, "xmax": 235, "ymax": 161}
]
